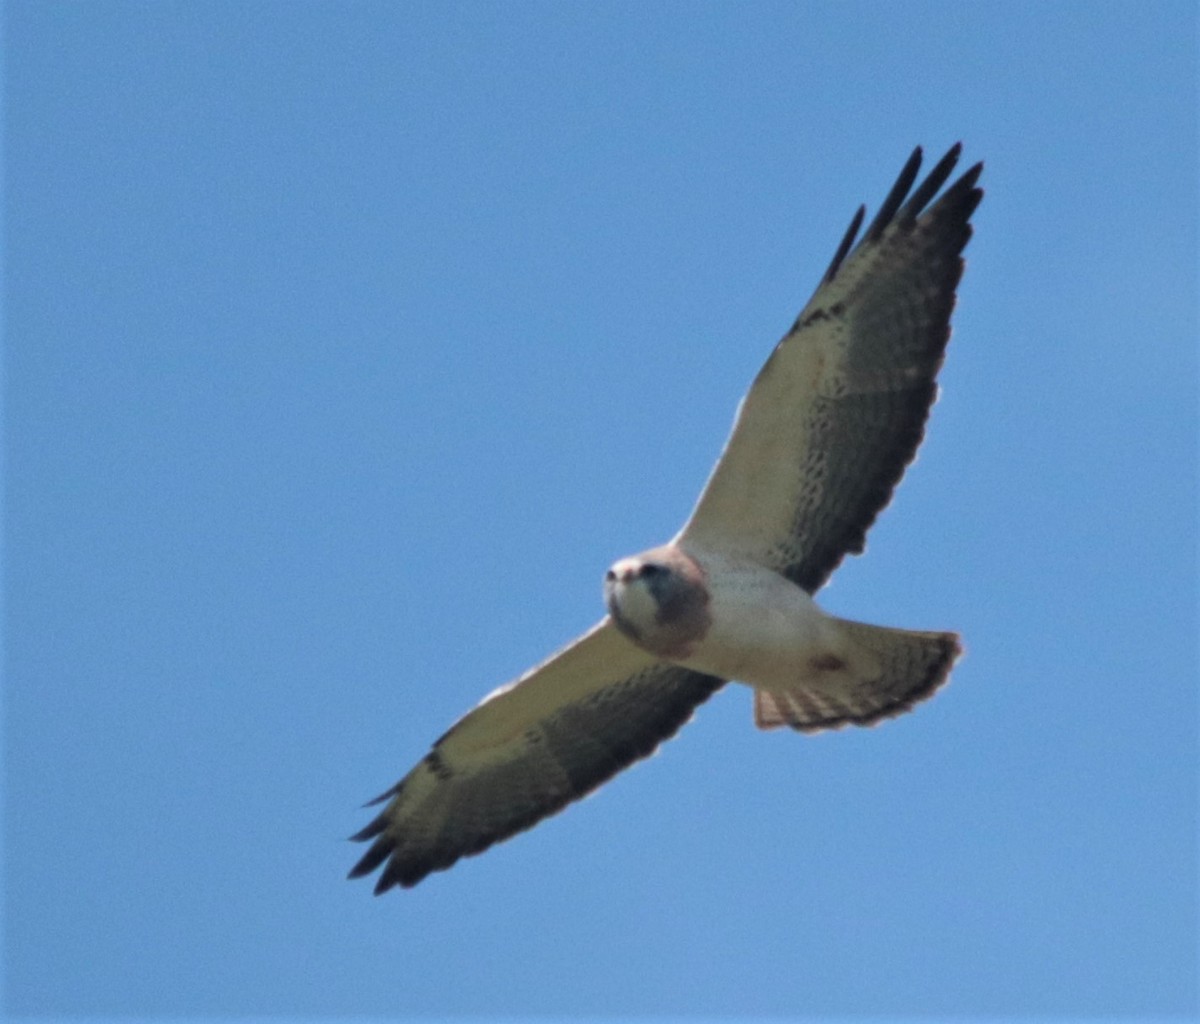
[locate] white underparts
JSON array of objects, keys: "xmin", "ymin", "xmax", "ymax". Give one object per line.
[{"xmin": 675, "ymin": 551, "xmax": 868, "ymax": 689}]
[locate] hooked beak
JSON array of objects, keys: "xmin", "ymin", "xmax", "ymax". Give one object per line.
[{"xmin": 605, "ymin": 559, "xmax": 639, "ymax": 584}]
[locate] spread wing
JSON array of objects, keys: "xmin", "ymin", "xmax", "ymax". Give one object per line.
[
  {"xmin": 677, "ymin": 144, "xmax": 983, "ymax": 593},
  {"xmin": 349, "ymin": 619, "xmax": 724, "ymax": 892}
]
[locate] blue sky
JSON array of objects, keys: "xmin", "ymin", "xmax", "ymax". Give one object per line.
[{"xmin": 4, "ymin": 1, "xmax": 1196, "ymax": 1018}]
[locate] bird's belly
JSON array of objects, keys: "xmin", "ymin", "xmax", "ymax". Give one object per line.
[{"xmin": 677, "ymin": 557, "xmax": 828, "ymax": 687}]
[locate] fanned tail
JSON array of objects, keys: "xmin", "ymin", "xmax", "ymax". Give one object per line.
[{"xmin": 753, "ymin": 619, "xmax": 960, "ymax": 732}]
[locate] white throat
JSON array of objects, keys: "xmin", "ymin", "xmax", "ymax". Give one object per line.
[{"xmin": 609, "ymin": 576, "xmax": 660, "ymax": 634}]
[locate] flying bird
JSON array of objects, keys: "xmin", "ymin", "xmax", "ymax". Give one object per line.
[{"xmin": 350, "ymin": 144, "xmax": 983, "ymax": 892}]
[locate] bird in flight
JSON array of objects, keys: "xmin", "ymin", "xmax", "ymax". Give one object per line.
[{"xmin": 350, "ymin": 144, "xmax": 983, "ymax": 892}]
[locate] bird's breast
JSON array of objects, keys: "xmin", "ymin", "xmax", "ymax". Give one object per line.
[{"xmin": 677, "ymin": 553, "xmax": 828, "ymax": 686}]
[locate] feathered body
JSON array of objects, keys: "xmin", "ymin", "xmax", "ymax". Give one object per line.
[{"xmin": 350, "ymin": 145, "xmax": 983, "ymax": 892}]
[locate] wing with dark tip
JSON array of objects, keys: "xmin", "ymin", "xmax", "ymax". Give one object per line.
[
  {"xmin": 677, "ymin": 145, "xmax": 983, "ymax": 593},
  {"xmin": 349, "ymin": 619, "xmax": 724, "ymax": 892}
]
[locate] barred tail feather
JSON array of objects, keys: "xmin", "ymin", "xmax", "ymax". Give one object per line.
[{"xmin": 753, "ymin": 619, "xmax": 960, "ymax": 732}]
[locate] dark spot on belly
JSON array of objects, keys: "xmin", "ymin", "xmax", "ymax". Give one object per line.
[{"xmin": 810, "ymin": 653, "xmax": 846, "ymax": 673}]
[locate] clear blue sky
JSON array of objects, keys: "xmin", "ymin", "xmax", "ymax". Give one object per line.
[{"xmin": 5, "ymin": 1, "xmax": 1196, "ymax": 1018}]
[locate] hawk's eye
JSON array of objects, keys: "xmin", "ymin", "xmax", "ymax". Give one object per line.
[{"xmin": 640, "ymin": 563, "xmax": 662, "ymax": 577}]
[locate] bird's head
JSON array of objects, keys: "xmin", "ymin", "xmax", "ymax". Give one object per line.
[
  {"xmin": 603, "ymin": 546, "xmax": 710, "ymax": 659},
  {"xmin": 604, "ymin": 557, "xmax": 671, "ymax": 632}
]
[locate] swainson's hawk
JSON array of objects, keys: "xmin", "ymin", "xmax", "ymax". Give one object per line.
[{"xmin": 350, "ymin": 144, "xmax": 983, "ymax": 892}]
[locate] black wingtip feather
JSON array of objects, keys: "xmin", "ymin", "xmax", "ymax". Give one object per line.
[
  {"xmin": 821, "ymin": 204, "xmax": 866, "ymax": 285},
  {"xmin": 347, "ymin": 835, "xmax": 393, "ymax": 879},
  {"xmin": 864, "ymin": 146, "xmax": 923, "ymax": 242},
  {"xmin": 820, "ymin": 146, "xmax": 980, "ymax": 290},
  {"xmin": 363, "ymin": 780, "xmax": 404, "ymax": 808},
  {"xmin": 897, "ymin": 143, "xmax": 963, "ymax": 223},
  {"xmin": 349, "ymin": 808, "xmax": 389, "ymax": 843},
  {"xmin": 954, "ymin": 161, "xmax": 985, "ymax": 201}
]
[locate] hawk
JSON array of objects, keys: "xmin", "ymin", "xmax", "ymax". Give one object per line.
[{"xmin": 350, "ymin": 144, "xmax": 983, "ymax": 892}]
